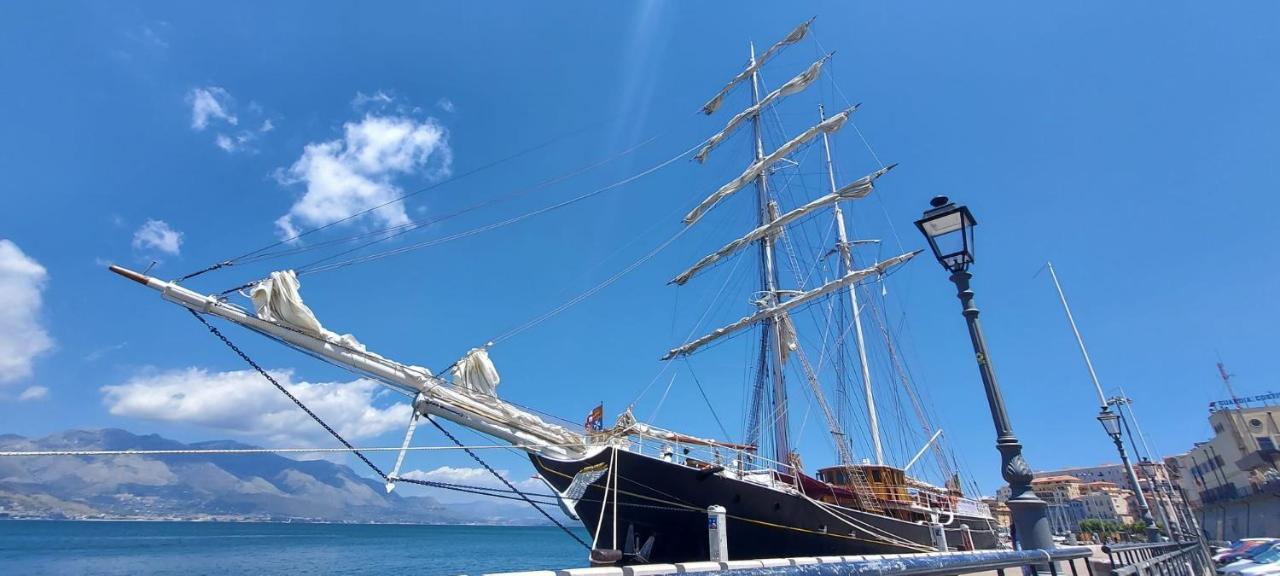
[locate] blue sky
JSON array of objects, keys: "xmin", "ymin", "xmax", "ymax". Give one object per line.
[{"xmin": 1, "ymin": 1, "xmax": 1277, "ymax": 500}]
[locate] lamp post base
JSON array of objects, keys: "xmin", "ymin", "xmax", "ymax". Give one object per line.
[
  {"xmin": 1007, "ymin": 492, "xmax": 1054, "ymax": 549},
  {"xmin": 998, "ymin": 439, "xmax": 1055, "ymax": 551}
]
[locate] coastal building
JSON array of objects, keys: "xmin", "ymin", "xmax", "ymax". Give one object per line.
[
  {"xmin": 1031, "ymin": 475, "xmax": 1086, "ymax": 534},
  {"xmin": 1166, "ymin": 401, "xmax": 1280, "ymax": 539},
  {"xmin": 1035, "ymin": 462, "xmax": 1179, "ymax": 530},
  {"xmin": 1001, "ymin": 472, "xmax": 1138, "ymax": 532},
  {"xmin": 1078, "ymin": 482, "xmax": 1134, "ymax": 523},
  {"xmin": 980, "ymin": 498, "xmax": 1010, "ymax": 529},
  {"xmin": 1031, "ymin": 475, "xmax": 1085, "ymax": 502}
]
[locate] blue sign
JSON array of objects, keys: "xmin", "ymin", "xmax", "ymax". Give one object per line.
[{"xmin": 1209, "ymin": 391, "xmax": 1279, "ymax": 412}]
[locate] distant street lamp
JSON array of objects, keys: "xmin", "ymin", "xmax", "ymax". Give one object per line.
[
  {"xmin": 1098, "ymin": 409, "xmax": 1161, "ymax": 541},
  {"xmin": 915, "ymin": 196, "xmax": 1054, "ymax": 551},
  {"xmin": 1138, "ymin": 457, "xmax": 1181, "ymax": 539},
  {"xmin": 1045, "ymin": 261, "xmax": 1163, "ymax": 543}
]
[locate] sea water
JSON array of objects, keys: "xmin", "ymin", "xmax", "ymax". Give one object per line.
[{"xmin": 0, "ymin": 521, "xmax": 589, "ymax": 575}]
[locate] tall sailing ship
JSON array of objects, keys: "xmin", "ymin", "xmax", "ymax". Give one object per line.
[{"xmin": 110, "ymin": 19, "xmax": 1000, "ymax": 564}]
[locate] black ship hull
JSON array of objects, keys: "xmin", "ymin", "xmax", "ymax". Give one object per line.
[{"xmin": 530, "ymin": 447, "xmax": 999, "ymax": 564}]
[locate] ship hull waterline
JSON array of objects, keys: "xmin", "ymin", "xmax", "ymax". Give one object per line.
[{"xmin": 530, "ymin": 447, "xmax": 999, "ymax": 564}]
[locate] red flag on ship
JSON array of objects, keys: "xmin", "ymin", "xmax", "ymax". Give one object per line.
[{"xmin": 585, "ymin": 403, "xmax": 604, "ymax": 432}]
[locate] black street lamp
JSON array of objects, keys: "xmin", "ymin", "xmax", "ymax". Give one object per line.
[
  {"xmin": 1138, "ymin": 457, "xmax": 1180, "ymax": 539},
  {"xmin": 1098, "ymin": 408, "xmax": 1161, "ymax": 541},
  {"xmin": 915, "ymin": 196, "xmax": 1054, "ymax": 551}
]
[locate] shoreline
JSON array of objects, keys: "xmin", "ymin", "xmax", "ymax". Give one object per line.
[{"xmin": 0, "ymin": 517, "xmax": 565, "ymax": 528}]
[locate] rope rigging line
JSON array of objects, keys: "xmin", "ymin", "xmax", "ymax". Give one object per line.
[
  {"xmin": 189, "ymin": 309, "xmax": 388, "ymax": 479},
  {"xmin": 255, "ymin": 132, "xmax": 666, "ymax": 273},
  {"xmin": 628, "ymin": 213, "xmax": 756, "ymax": 418},
  {"xmin": 295, "ymin": 138, "xmax": 706, "ymax": 277},
  {"xmin": 393, "ymin": 477, "xmax": 558, "ymax": 504},
  {"xmin": 227, "ymin": 49, "xmax": 819, "ymax": 284},
  {"xmin": 490, "ymin": 214, "xmax": 693, "ymax": 345},
  {"xmin": 194, "ymin": 113, "xmax": 644, "ymax": 277},
  {"xmin": 424, "ymin": 415, "xmax": 590, "ymax": 550},
  {"xmin": 188, "ymin": 309, "xmax": 588, "ymax": 549},
  {"xmin": 682, "ymin": 358, "xmax": 734, "ymax": 442}
]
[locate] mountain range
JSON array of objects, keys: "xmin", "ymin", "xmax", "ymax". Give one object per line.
[{"xmin": 0, "ymin": 429, "xmax": 555, "ymax": 525}]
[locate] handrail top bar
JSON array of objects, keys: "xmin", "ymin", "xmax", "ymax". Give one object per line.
[
  {"xmin": 1102, "ymin": 540, "xmax": 1200, "ymax": 553},
  {"xmin": 486, "ymin": 547, "xmax": 1093, "ymax": 576}
]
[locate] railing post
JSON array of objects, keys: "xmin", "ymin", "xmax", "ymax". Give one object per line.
[
  {"xmin": 707, "ymin": 504, "xmax": 727, "ymax": 562},
  {"xmin": 929, "ymin": 521, "xmax": 948, "ymax": 551}
]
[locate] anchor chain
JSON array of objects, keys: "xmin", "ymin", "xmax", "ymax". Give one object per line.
[
  {"xmin": 188, "ymin": 309, "xmax": 589, "ymax": 550},
  {"xmin": 188, "ymin": 309, "xmax": 387, "ymax": 479},
  {"xmin": 426, "ymin": 415, "xmax": 590, "ymax": 549}
]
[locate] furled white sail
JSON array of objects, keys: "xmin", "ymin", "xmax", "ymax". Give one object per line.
[
  {"xmin": 672, "ymin": 164, "xmax": 895, "ymax": 286},
  {"xmin": 702, "ymin": 18, "xmax": 815, "ymax": 115},
  {"xmin": 452, "ymin": 347, "xmax": 500, "ymax": 396},
  {"xmin": 661, "ymin": 251, "xmax": 918, "ymax": 360},
  {"xmin": 249, "ymin": 269, "xmax": 367, "ymax": 352},
  {"xmin": 250, "ymin": 270, "xmax": 326, "ymax": 336},
  {"xmin": 113, "ymin": 265, "xmax": 588, "ymax": 458},
  {"xmin": 683, "ymin": 105, "xmax": 858, "ymax": 226},
  {"xmin": 778, "ymin": 310, "xmax": 798, "ymax": 363},
  {"xmin": 695, "ymin": 54, "xmax": 831, "ymax": 164}
]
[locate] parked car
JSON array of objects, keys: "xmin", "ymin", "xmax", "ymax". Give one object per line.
[
  {"xmin": 1219, "ymin": 542, "xmax": 1280, "ymax": 574},
  {"xmin": 1221, "ymin": 546, "xmax": 1280, "ymax": 576},
  {"xmin": 1218, "ymin": 540, "xmax": 1280, "ymax": 565}
]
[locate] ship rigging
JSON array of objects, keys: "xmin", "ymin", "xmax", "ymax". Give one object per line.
[{"xmin": 108, "ymin": 18, "xmax": 1001, "ymax": 564}]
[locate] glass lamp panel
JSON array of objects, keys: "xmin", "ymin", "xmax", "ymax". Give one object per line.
[
  {"xmin": 921, "ymin": 211, "xmax": 963, "ymax": 237},
  {"xmin": 1098, "ymin": 412, "xmax": 1122, "ymax": 436},
  {"xmin": 931, "ymin": 228, "xmax": 967, "ymax": 259}
]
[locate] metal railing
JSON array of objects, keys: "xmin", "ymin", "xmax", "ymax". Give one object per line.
[
  {"xmin": 1103, "ymin": 541, "xmax": 1212, "ymax": 576},
  {"xmin": 488, "ymin": 546, "xmax": 1095, "ymax": 576}
]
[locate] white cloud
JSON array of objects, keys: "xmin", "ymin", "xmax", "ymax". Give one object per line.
[
  {"xmin": 186, "ymin": 87, "xmax": 276, "ymax": 154},
  {"xmin": 214, "ymin": 120, "xmax": 275, "ymax": 154},
  {"xmin": 400, "ymin": 465, "xmax": 548, "ymax": 502},
  {"xmin": 187, "ymin": 87, "xmax": 238, "ymax": 131},
  {"xmin": 0, "ymin": 240, "xmax": 53, "ymax": 385},
  {"xmin": 352, "ymin": 90, "xmax": 394, "ymax": 111},
  {"xmin": 436, "ymin": 98, "xmax": 456, "ymax": 113},
  {"xmin": 84, "ymin": 342, "xmax": 127, "ymax": 362},
  {"xmin": 274, "ymin": 112, "xmax": 452, "ymax": 239},
  {"xmin": 133, "ymin": 23, "xmax": 170, "ymax": 50},
  {"xmin": 17, "ymin": 385, "xmax": 48, "ymax": 401},
  {"xmin": 132, "ymin": 219, "xmax": 183, "ymax": 256},
  {"xmin": 101, "ymin": 367, "xmax": 411, "ymax": 447}
]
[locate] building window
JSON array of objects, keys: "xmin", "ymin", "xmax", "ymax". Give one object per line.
[
  {"xmin": 1249, "ymin": 418, "xmax": 1263, "ymax": 429},
  {"xmin": 1214, "ymin": 423, "xmax": 1225, "ymax": 433},
  {"xmin": 1259, "ymin": 436, "xmax": 1276, "ymax": 451}
]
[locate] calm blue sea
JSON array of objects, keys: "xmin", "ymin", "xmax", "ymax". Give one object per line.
[{"xmin": 0, "ymin": 521, "xmax": 590, "ymax": 575}]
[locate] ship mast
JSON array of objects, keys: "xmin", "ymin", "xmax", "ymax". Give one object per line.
[
  {"xmin": 748, "ymin": 41, "xmax": 791, "ymax": 469},
  {"xmin": 672, "ymin": 20, "xmax": 910, "ymax": 477},
  {"xmin": 819, "ymin": 104, "xmax": 882, "ymax": 465}
]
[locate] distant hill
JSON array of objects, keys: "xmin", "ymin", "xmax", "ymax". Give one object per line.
[{"xmin": 0, "ymin": 429, "xmax": 555, "ymax": 525}]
